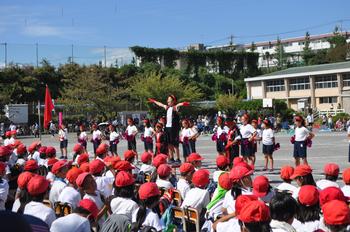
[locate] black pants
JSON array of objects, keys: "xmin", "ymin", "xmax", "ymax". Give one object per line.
[{"xmin": 128, "ymin": 138, "xmax": 136, "ymax": 151}]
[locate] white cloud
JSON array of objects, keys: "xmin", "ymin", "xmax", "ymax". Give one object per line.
[
  {"xmin": 22, "ymin": 25, "xmax": 62, "ymax": 37},
  {"xmin": 91, "ymin": 47, "xmax": 135, "ymax": 66}
]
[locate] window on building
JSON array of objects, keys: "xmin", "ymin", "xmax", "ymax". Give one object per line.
[
  {"xmin": 319, "ymin": 97, "xmax": 337, "ymax": 104},
  {"xmin": 315, "ymin": 75, "xmax": 338, "ymax": 88},
  {"xmin": 343, "ymin": 73, "xmax": 350, "ymax": 87},
  {"xmin": 289, "ymin": 77, "xmax": 310, "ymax": 90},
  {"xmin": 298, "ymin": 42, "xmax": 305, "ymax": 46},
  {"xmin": 266, "ymin": 80, "xmax": 285, "ymax": 92}
]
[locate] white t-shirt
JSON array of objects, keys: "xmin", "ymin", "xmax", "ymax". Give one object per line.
[
  {"xmin": 295, "ymin": 126, "xmax": 309, "ymax": 142},
  {"xmin": 46, "ymin": 172, "xmax": 55, "ymax": 183},
  {"xmin": 216, "ymin": 218, "xmax": 241, "ymax": 232},
  {"xmin": 92, "ymin": 130, "xmax": 102, "ymax": 140},
  {"xmin": 132, "ymin": 208, "xmax": 164, "ymax": 231},
  {"xmin": 166, "ymin": 107, "xmax": 174, "ymax": 128},
  {"xmin": 50, "ymin": 213, "xmax": 91, "ymax": 232},
  {"xmin": 222, "ymin": 188, "xmax": 252, "ymax": 214},
  {"xmin": 144, "ymin": 127, "xmax": 154, "ymax": 137},
  {"xmin": 24, "ymin": 201, "xmax": 56, "ymax": 227},
  {"xmin": 212, "ymin": 170, "xmax": 225, "ymax": 183},
  {"xmin": 239, "ymin": 124, "xmax": 256, "ymax": 139},
  {"xmin": 276, "ymin": 182, "xmax": 298, "ymax": 195},
  {"xmin": 95, "ymin": 176, "xmax": 114, "ymax": 197},
  {"xmin": 0, "ymin": 179, "xmax": 9, "ymax": 210},
  {"xmin": 59, "ymin": 128, "xmax": 68, "ymax": 141},
  {"xmin": 58, "ymin": 186, "xmax": 81, "ymax": 209},
  {"xmin": 316, "ymin": 179, "xmax": 339, "ymax": 190},
  {"xmin": 341, "ymin": 185, "xmax": 350, "ymax": 198},
  {"xmin": 49, "ymin": 179, "xmax": 67, "ymax": 205},
  {"xmin": 126, "ymin": 125, "xmax": 138, "ymax": 136},
  {"xmin": 292, "ymin": 218, "xmax": 320, "ymax": 232},
  {"xmin": 177, "ymin": 178, "xmax": 191, "ymax": 200},
  {"xmin": 109, "ymin": 131, "xmax": 119, "ymax": 142},
  {"xmin": 216, "ymin": 126, "xmax": 229, "ymax": 137},
  {"xmin": 181, "ymin": 187, "xmax": 210, "ymax": 214},
  {"xmin": 110, "ymin": 197, "xmax": 139, "ymax": 220},
  {"xmin": 156, "ymin": 178, "xmax": 173, "ymax": 190},
  {"xmin": 262, "ymin": 128, "xmax": 274, "ymax": 145},
  {"xmin": 79, "ymin": 131, "xmax": 88, "ymax": 141},
  {"xmin": 140, "ymin": 164, "xmax": 155, "ymax": 174},
  {"xmin": 207, "ymin": 198, "xmax": 224, "ymax": 219},
  {"xmin": 180, "ymin": 128, "xmax": 192, "ymax": 141}
]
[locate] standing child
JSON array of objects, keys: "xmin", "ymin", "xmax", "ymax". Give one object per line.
[
  {"xmin": 189, "ymin": 119, "xmax": 200, "ymax": 153},
  {"xmin": 109, "ymin": 124, "xmax": 120, "ymax": 156},
  {"xmin": 91, "ymin": 124, "xmax": 102, "ymax": 156},
  {"xmin": 293, "ymin": 116, "xmax": 315, "ymax": 166},
  {"xmin": 142, "ymin": 119, "xmax": 154, "ymax": 154},
  {"xmin": 180, "ymin": 119, "xmax": 192, "ymax": 161},
  {"xmin": 250, "ymin": 119, "xmax": 261, "ymax": 165},
  {"xmin": 125, "ymin": 118, "xmax": 138, "ymax": 160},
  {"xmin": 261, "ymin": 120, "xmax": 275, "ymax": 171},
  {"xmin": 225, "ymin": 118, "xmax": 241, "ymax": 164},
  {"xmin": 154, "ymin": 123, "xmax": 168, "ymax": 155},
  {"xmin": 239, "ymin": 114, "xmax": 256, "ymax": 165},
  {"xmin": 77, "ymin": 125, "xmax": 88, "ymax": 150},
  {"xmin": 213, "ymin": 116, "xmax": 229, "ymax": 156},
  {"xmin": 58, "ymin": 123, "xmax": 68, "ymax": 159}
]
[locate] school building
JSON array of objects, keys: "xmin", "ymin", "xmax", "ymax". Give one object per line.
[{"xmin": 244, "ymin": 61, "xmax": 350, "ymax": 113}]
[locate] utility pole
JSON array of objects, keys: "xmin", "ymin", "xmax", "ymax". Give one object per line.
[
  {"xmin": 104, "ymin": 45, "xmax": 107, "ymax": 68},
  {"xmin": 36, "ymin": 43, "xmax": 39, "ymax": 67},
  {"xmin": 1, "ymin": 42, "xmax": 7, "ymax": 67},
  {"xmin": 229, "ymin": 35, "xmax": 234, "ymax": 51},
  {"xmin": 38, "ymin": 100, "xmax": 42, "ymax": 140},
  {"xmin": 71, "ymin": 44, "xmax": 74, "ymax": 64}
]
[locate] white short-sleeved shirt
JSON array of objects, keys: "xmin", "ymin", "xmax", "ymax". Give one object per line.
[
  {"xmin": 166, "ymin": 107, "xmax": 174, "ymax": 128},
  {"xmin": 292, "ymin": 219, "xmax": 320, "ymax": 232},
  {"xmin": 79, "ymin": 131, "xmax": 88, "ymax": 141},
  {"xmin": 216, "ymin": 126, "xmax": 229, "ymax": 137},
  {"xmin": 110, "ymin": 197, "xmax": 138, "ymax": 220},
  {"xmin": 216, "ymin": 218, "xmax": 240, "ymax": 232},
  {"xmin": 109, "ymin": 131, "xmax": 119, "ymax": 142},
  {"xmin": 181, "ymin": 128, "xmax": 192, "ymax": 141},
  {"xmin": 12, "ymin": 198, "xmax": 20, "ymax": 212},
  {"xmin": 144, "ymin": 127, "xmax": 154, "ymax": 137},
  {"xmin": 239, "ymin": 124, "xmax": 256, "ymax": 139},
  {"xmin": 0, "ymin": 179, "xmax": 9, "ymax": 210},
  {"xmin": 342, "ymin": 185, "xmax": 350, "ymax": 198},
  {"xmin": 49, "ymin": 179, "xmax": 67, "ymax": 205},
  {"xmin": 156, "ymin": 179, "xmax": 173, "ymax": 190},
  {"xmin": 177, "ymin": 178, "xmax": 191, "ymax": 200},
  {"xmin": 126, "ymin": 125, "xmax": 138, "ymax": 136},
  {"xmin": 316, "ymin": 179, "xmax": 339, "ymax": 190},
  {"xmin": 95, "ymin": 176, "xmax": 114, "ymax": 197},
  {"xmin": 222, "ymin": 188, "xmax": 252, "ymax": 214},
  {"xmin": 24, "ymin": 201, "xmax": 56, "ymax": 227},
  {"xmin": 295, "ymin": 126, "xmax": 309, "ymax": 142},
  {"xmin": 132, "ymin": 208, "xmax": 164, "ymax": 231},
  {"xmin": 276, "ymin": 182, "xmax": 298, "ymax": 195},
  {"xmin": 50, "ymin": 213, "xmax": 91, "ymax": 232},
  {"xmin": 207, "ymin": 198, "xmax": 224, "ymax": 219},
  {"xmin": 262, "ymin": 128, "xmax": 274, "ymax": 145},
  {"xmin": 181, "ymin": 187, "xmax": 210, "ymax": 214},
  {"xmin": 58, "ymin": 186, "xmax": 81, "ymax": 209},
  {"xmin": 46, "ymin": 172, "xmax": 55, "ymax": 183},
  {"xmin": 140, "ymin": 164, "xmax": 155, "ymax": 174},
  {"xmin": 212, "ymin": 170, "xmax": 225, "ymax": 183},
  {"xmin": 92, "ymin": 130, "xmax": 102, "ymax": 140},
  {"xmin": 59, "ymin": 129, "xmax": 68, "ymax": 141}
]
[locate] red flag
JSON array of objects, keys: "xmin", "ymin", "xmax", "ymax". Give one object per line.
[{"xmin": 43, "ymin": 85, "xmax": 54, "ymax": 129}]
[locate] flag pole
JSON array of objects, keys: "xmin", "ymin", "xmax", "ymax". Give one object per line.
[{"xmin": 38, "ymin": 100, "xmax": 42, "ymax": 140}]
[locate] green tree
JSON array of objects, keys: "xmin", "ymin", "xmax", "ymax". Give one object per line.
[
  {"xmin": 302, "ymin": 32, "xmax": 314, "ymax": 65},
  {"xmin": 274, "ymin": 37, "xmax": 287, "ymax": 68},
  {"xmin": 327, "ymin": 27, "xmax": 348, "ymax": 62}
]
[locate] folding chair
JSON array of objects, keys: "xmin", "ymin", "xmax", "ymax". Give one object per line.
[
  {"xmin": 172, "ymin": 206, "xmax": 186, "ymax": 231},
  {"xmin": 184, "ymin": 207, "xmax": 200, "ymax": 232},
  {"xmin": 54, "ymin": 202, "xmax": 73, "ymax": 217},
  {"xmin": 172, "ymin": 189, "xmax": 182, "ymax": 207}
]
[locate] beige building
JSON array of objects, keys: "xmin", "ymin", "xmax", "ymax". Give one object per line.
[{"xmin": 245, "ymin": 61, "xmax": 350, "ymax": 112}]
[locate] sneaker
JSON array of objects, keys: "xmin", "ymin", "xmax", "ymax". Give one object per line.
[
  {"xmin": 175, "ymin": 159, "xmax": 182, "ymax": 165},
  {"xmin": 168, "ymin": 158, "xmax": 175, "ymax": 164}
]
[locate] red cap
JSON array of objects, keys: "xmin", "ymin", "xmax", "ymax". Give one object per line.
[
  {"xmin": 79, "ymin": 162, "xmax": 90, "ymax": 172},
  {"xmin": 78, "ymin": 199, "xmax": 99, "ymax": 219},
  {"xmin": 24, "ymin": 160, "xmax": 39, "ymax": 171},
  {"xmin": 216, "ymin": 155, "xmax": 229, "ymax": 168},
  {"xmin": 298, "ymin": 185, "xmax": 319, "ymax": 206},
  {"xmin": 16, "ymin": 144, "xmax": 27, "ymax": 155},
  {"xmin": 0, "ymin": 162, "xmax": 6, "ymax": 173},
  {"xmin": 229, "ymin": 165, "xmax": 253, "ymax": 182},
  {"xmin": 138, "ymin": 182, "xmax": 160, "ymax": 200},
  {"xmin": 235, "ymin": 195, "xmax": 259, "ymax": 215},
  {"xmin": 38, "ymin": 146, "xmax": 47, "ymax": 154},
  {"xmin": 103, "ymin": 156, "xmax": 121, "ymax": 166},
  {"xmin": 76, "ymin": 172, "xmax": 91, "ymax": 188},
  {"xmin": 89, "ymin": 159, "xmax": 105, "ymax": 174},
  {"xmin": 0, "ymin": 146, "xmax": 12, "ymax": 157},
  {"xmin": 13, "ymin": 140, "xmax": 22, "ymax": 148},
  {"xmin": 187, "ymin": 153, "xmax": 203, "ymax": 163},
  {"xmin": 5, "ymin": 131, "xmax": 11, "ymax": 137},
  {"xmin": 324, "ymin": 163, "xmax": 339, "ymax": 177},
  {"xmin": 28, "ymin": 141, "xmax": 41, "ymax": 153},
  {"xmin": 124, "ymin": 150, "xmax": 136, "ymax": 160},
  {"xmin": 52, "ymin": 160, "xmax": 69, "ymax": 175},
  {"xmin": 290, "ymin": 164, "xmax": 312, "ymax": 179},
  {"xmin": 113, "ymin": 160, "xmax": 135, "ymax": 171},
  {"xmin": 152, "ymin": 154, "xmax": 168, "ymax": 168},
  {"xmin": 218, "ymin": 172, "xmax": 232, "ymax": 190},
  {"xmin": 96, "ymin": 144, "xmax": 108, "ymax": 156},
  {"xmin": 115, "ymin": 171, "xmax": 135, "ymax": 187},
  {"xmin": 17, "ymin": 171, "xmax": 34, "ymax": 189},
  {"xmin": 10, "ymin": 130, "xmax": 16, "ymax": 135},
  {"xmin": 319, "ymin": 186, "xmax": 346, "ymax": 206},
  {"xmin": 27, "ymin": 175, "xmax": 49, "ymax": 196},
  {"xmin": 322, "ymin": 200, "xmax": 350, "ymax": 225},
  {"xmin": 253, "ymin": 176, "xmax": 270, "ymax": 197},
  {"xmin": 78, "ymin": 153, "xmax": 90, "ymax": 166},
  {"xmin": 157, "ymin": 164, "xmax": 172, "ymax": 178},
  {"xmin": 179, "ymin": 163, "xmax": 195, "ymax": 174},
  {"xmin": 238, "ymin": 200, "xmax": 270, "ymax": 223},
  {"xmin": 45, "ymin": 146, "xmax": 56, "ymax": 155},
  {"xmin": 141, "ymin": 152, "xmax": 152, "ymax": 163},
  {"xmin": 233, "ymin": 157, "xmax": 244, "ymax": 166},
  {"xmin": 280, "ymin": 165, "xmax": 294, "ymax": 180},
  {"xmin": 192, "ymin": 169, "xmax": 210, "ymax": 188},
  {"xmin": 343, "ymin": 168, "xmax": 350, "ymax": 184},
  {"xmin": 73, "ymin": 143, "xmax": 84, "ymax": 153},
  {"xmin": 47, "ymin": 158, "xmax": 59, "ymax": 167},
  {"xmin": 66, "ymin": 167, "xmax": 83, "ymax": 184},
  {"xmin": 295, "ymin": 116, "xmax": 302, "ymax": 122}
]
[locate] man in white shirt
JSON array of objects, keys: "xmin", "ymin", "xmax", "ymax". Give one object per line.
[
  {"xmin": 177, "ymin": 163, "xmax": 195, "ymax": 200},
  {"xmin": 316, "ymin": 163, "xmax": 340, "ymax": 190},
  {"xmin": 49, "ymin": 160, "xmax": 69, "ymax": 205}
]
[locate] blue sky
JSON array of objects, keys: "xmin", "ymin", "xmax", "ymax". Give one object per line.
[{"xmin": 0, "ymin": 0, "xmax": 349, "ymax": 66}]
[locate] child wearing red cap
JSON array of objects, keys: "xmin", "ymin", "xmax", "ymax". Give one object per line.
[
  {"xmin": 132, "ymin": 182, "xmax": 164, "ymax": 231},
  {"xmin": 321, "ymin": 200, "xmax": 350, "ymax": 232},
  {"xmin": 252, "ymin": 175, "xmax": 275, "ymax": 204},
  {"xmin": 316, "ymin": 163, "xmax": 340, "ymax": 190},
  {"xmin": 154, "ymin": 122, "xmax": 168, "ymax": 155},
  {"xmin": 238, "ymin": 200, "xmax": 271, "ymax": 232},
  {"xmin": 12, "ymin": 171, "xmax": 34, "ymax": 213},
  {"xmin": 72, "ymin": 143, "xmax": 85, "ymax": 165},
  {"xmin": 261, "ymin": 119, "xmax": 275, "ymax": 171},
  {"xmin": 239, "ymin": 114, "xmax": 257, "ymax": 166},
  {"xmin": 108, "ymin": 124, "xmax": 120, "ymax": 156},
  {"xmin": 187, "ymin": 152, "xmax": 204, "ymax": 171},
  {"xmin": 0, "ymin": 162, "xmax": 8, "ymax": 210},
  {"xmin": 91, "ymin": 124, "xmax": 102, "ymax": 155},
  {"xmin": 139, "ymin": 152, "xmax": 156, "ymax": 174},
  {"xmin": 125, "ymin": 118, "xmax": 138, "ymax": 159},
  {"xmin": 142, "ymin": 119, "xmax": 154, "ymax": 154},
  {"xmin": 110, "ymin": 171, "xmax": 138, "ymax": 220},
  {"xmin": 225, "ymin": 118, "xmax": 240, "ymax": 164},
  {"xmin": 341, "ymin": 168, "xmax": 350, "ymax": 198},
  {"xmin": 276, "ymin": 165, "xmax": 297, "ymax": 195},
  {"xmin": 90, "ymin": 159, "xmax": 115, "ymax": 197},
  {"xmin": 177, "ymin": 163, "xmax": 195, "ymax": 199},
  {"xmin": 180, "ymin": 119, "xmax": 193, "ymax": 161},
  {"xmin": 58, "ymin": 123, "xmax": 68, "ymax": 159},
  {"xmin": 15, "ymin": 144, "xmax": 27, "ymax": 167},
  {"xmin": 213, "ymin": 116, "xmax": 229, "ymax": 156},
  {"xmin": 57, "ymin": 167, "xmax": 82, "ymax": 209},
  {"xmin": 293, "ymin": 115, "xmax": 315, "ymax": 166},
  {"xmin": 213, "ymin": 155, "xmax": 229, "ymax": 183},
  {"xmin": 49, "ymin": 160, "xmax": 69, "ymax": 205},
  {"xmin": 156, "ymin": 164, "xmax": 174, "ymax": 190},
  {"xmin": 290, "ymin": 164, "xmax": 316, "ymax": 199}
]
